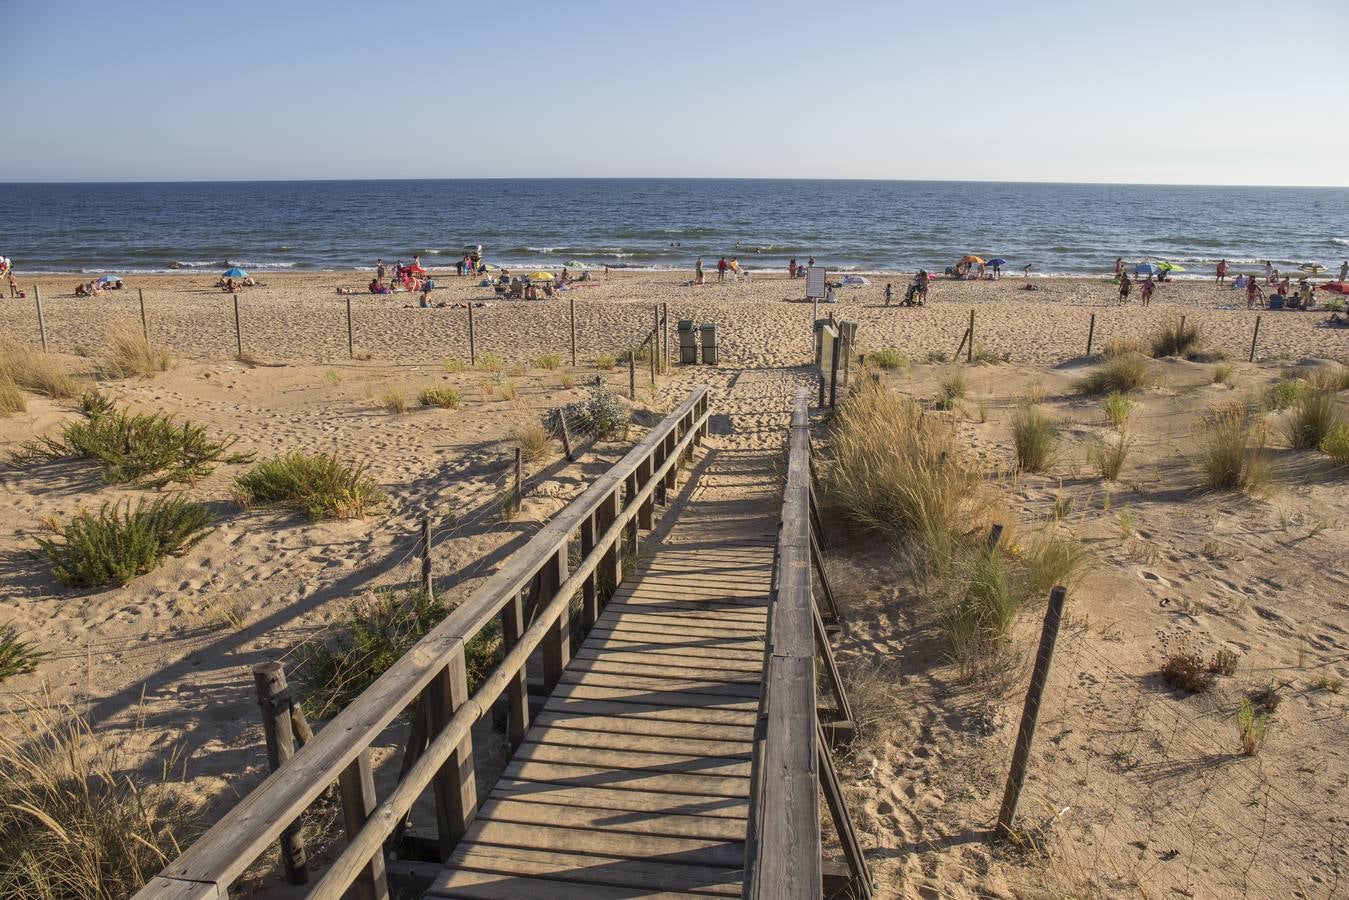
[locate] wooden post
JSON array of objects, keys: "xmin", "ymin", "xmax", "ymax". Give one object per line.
[
  {"xmin": 467, "ymin": 301, "xmax": 476, "ymax": 366},
  {"xmin": 596, "ymin": 488, "xmax": 622, "ymax": 599},
  {"xmin": 569, "ymin": 295, "xmax": 577, "ymax": 367},
  {"xmin": 34, "ymin": 285, "xmax": 47, "ymax": 351},
  {"xmin": 556, "ymin": 409, "xmax": 573, "ymax": 461},
  {"xmin": 513, "ymin": 446, "xmax": 522, "ymax": 507},
  {"xmin": 420, "ymin": 515, "xmax": 433, "ymax": 601},
  {"xmin": 139, "ymin": 289, "xmax": 149, "ymax": 341},
  {"xmin": 828, "ymin": 332, "xmax": 842, "ymax": 408},
  {"xmin": 1248, "ymin": 315, "xmax": 1261, "ymax": 363},
  {"xmin": 818, "ymin": 366, "xmax": 826, "ymax": 408},
  {"xmin": 337, "ymin": 751, "xmax": 389, "ymax": 900},
  {"xmin": 986, "ymin": 523, "xmax": 1004, "ymax": 553},
  {"xmin": 540, "ymin": 549, "xmax": 571, "ymax": 691},
  {"xmin": 996, "ymin": 586, "xmax": 1067, "ymax": 839},
  {"xmin": 652, "ymin": 305, "xmax": 660, "ymax": 381},
  {"xmin": 1085, "ymin": 313, "xmax": 1096, "ymax": 356},
  {"xmin": 252, "ymin": 663, "xmax": 308, "ymax": 885},
  {"xmin": 425, "ymin": 651, "xmax": 476, "ymax": 857},
  {"xmin": 954, "ymin": 327, "xmax": 970, "ymax": 361},
  {"xmin": 628, "ymin": 349, "xmax": 636, "ymax": 399},
  {"xmin": 967, "ymin": 308, "xmax": 975, "ymax": 363},
  {"xmin": 233, "ymin": 294, "xmax": 243, "ymax": 358},
  {"xmin": 1179, "ymin": 314, "xmax": 1186, "ymax": 334},
  {"xmin": 662, "ymin": 302, "xmax": 669, "ymax": 374},
  {"xmin": 346, "ymin": 297, "xmax": 354, "ymax": 359},
  {"xmin": 501, "ymin": 594, "xmax": 529, "ymax": 747},
  {"xmin": 648, "ymin": 333, "xmax": 656, "ymax": 386}
]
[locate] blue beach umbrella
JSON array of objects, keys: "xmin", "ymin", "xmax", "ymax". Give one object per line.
[
  {"xmin": 1135, "ymin": 262, "xmax": 1161, "ymax": 276},
  {"xmin": 986, "ymin": 258, "xmax": 1007, "ymax": 267},
  {"xmin": 222, "ymin": 267, "xmax": 248, "ymax": 278},
  {"xmin": 96, "ymin": 274, "xmax": 120, "ymax": 284}
]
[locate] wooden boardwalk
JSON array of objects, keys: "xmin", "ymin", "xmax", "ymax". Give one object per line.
[{"xmin": 427, "ymin": 420, "xmax": 783, "ymax": 896}]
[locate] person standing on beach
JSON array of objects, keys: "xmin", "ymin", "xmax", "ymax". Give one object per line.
[
  {"xmin": 789, "ymin": 258, "xmax": 797, "ymax": 279},
  {"xmin": 1022, "ymin": 263, "xmax": 1032, "ymax": 277},
  {"xmin": 376, "ymin": 259, "xmax": 387, "ymax": 284},
  {"xmin": 1264, "ymin": 261, "xmax": 1274, "ymax": 283},
  {"xmin": 730, "ymin": 257, "xmax": 741, "ymax": 282},
  {"xmin": 1246, "ymin": 275, "xmax": 1264, "ymax": 309},
  {"xmin": 717, "ymin": 257, "xmax": 727, "ymax": 282},
  {"xmin": 1216, "ymin": 259, "xmax": 1228, "ymax": 283},
  {"xmin": 1140, "ymin": 275, "xmax": 1155, "ymax": 306},
  {"xmin": 1118, "ymin": 272, "xmax": 1132, "ymax": 304},
  {"xmin": 7, "ymin": 270, "xmax": 18, "ymax": 298},
  {"xmin": 1340, "ymin": 259, "xmax": 1348, "ymax": 283},
  {"xmin": 884, "ymin": 282, "xmax": 893, "ymax": 306},
  {"xmin": 1114, "ymin": 257, "xmax": 1123, "ymax": 279},
  {"xmin": 695, "ymin": 257, "xmax": 704, "ymax": 285}
]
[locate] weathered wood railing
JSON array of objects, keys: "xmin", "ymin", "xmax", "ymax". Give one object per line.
[
  {"xmin": 136, "ymin": 386, "xmax": 712, "ymax": 900},
  {"xmin": 744, "ymin": 386, "xmax": 873, "ymax": 899}
]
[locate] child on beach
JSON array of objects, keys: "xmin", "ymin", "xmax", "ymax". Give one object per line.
[
  {"xmin": 1118, "ymin": 274, "xmax": 1132, "ymax": 303},
  {"xmin": 1216, "ymin": 259, "xmax": 1228, "ymax": 283},
  {"xmin": 884, "ymin": 283, "xmax": 892, "ymax": 306},
  {"xmin": 1246, "ymin": 276, "xmax": 1264, "ymax": 308}
]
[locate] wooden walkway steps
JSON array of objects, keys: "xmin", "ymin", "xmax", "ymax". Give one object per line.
[{"xmin": 426, "ymin": 419, "xmax": 782, "ymax": 896}]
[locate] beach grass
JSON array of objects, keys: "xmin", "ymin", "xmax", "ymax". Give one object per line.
[
  {"xmin": 1075, "ymin": 353, "xmax": 1156, "ymax": 395},
  {"xmin": 0, "ymin": 337, "xmax": 82, "ymax": 399},
  {"xmin": 419, "ymin": 385, "xmax": 461, "ymax": 409},
  {"xmin": 36, "ymin": 497, "xmax": 213, "ymax": 588},
  {"xmin": 97, "ymin": 322, "xmax": 173, "ymax": 379},
  {"xmin": 1011, "ymin": 405, "xmax": 1058, "ymax": 473},
  {"xmin": 234, "ymin": 452, "xmax": 384, "ymax": 519}
]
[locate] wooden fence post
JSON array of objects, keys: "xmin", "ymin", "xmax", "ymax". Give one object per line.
[
  {"xmin": 828, "ymin": 333, "xmax": 842, "ymax": 408},
  {"xmin": 954, "ymin": 327, "xmax": 970, "ymax": 361},
  {"xmin": 662, "ymin": 302, "xmax": 669, "ymax": 374},
  {"xmin": 556, "ymin": 409, "xmax": 573, "ymax": 461},
  {"xmin": 346, "ymin": 297, "xmax": 354, "ymax": 359},
  {"xmin": 420, "ymin": 514, "xmax": 433, "ymax": 600},
  {"xmin": 1249, "ymin": 315, "xmax": 1261, "ymax": 363},
  {"xmin": 967, "ymin": 309, "xmax": 975, "ymax": 363},
  {"xmin": 139, "ymin": 289, "xmax": 149, "ymax": 341},
  {"xmin": 628, "ymin": 349, "xmax": 636, "ymax": 399},
  {"xmin": 648, "ymin": 333, "xmax": 656, "ymax": 386},
  {"xmin": 252, "ymin": 662, "xmax": 308, "ymax": 884},
  {"xmin": 514, "ymin": 446, "xmax": 522, "ymax": 507},
  {"xmin": 1085, "ymin": 313, "xmax": 1096, "ymax": 357},
  {"xmin": 34, "ymin": 285, "xmax": 47, "ymax": 351},
  {"xmin": 337, "ymin": 751, "xmax": 389, "ymax": 900},
  {"xmin": 467, "ymin": 301, "xmax": 476, "ymax": 366},
  {"xmin": 653, "ymin": 305, "xmax": 660, "ymax": 380},
  {"xmin": 233, "ymin": 294, "xmax": 243, "ymax": 358},
  {"xmin": 569, "ymin": 295, "xmax": 577, "ymax": 367},
  {"xmin": 996, "ymin": 586, "xmax": 1067, "ymax": 839}
]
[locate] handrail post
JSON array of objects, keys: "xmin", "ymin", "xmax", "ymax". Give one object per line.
[
  {"xmin": 426, "ymin": 646, "xmax": 477, "ymax": 858},
  {"xmin": 541, "ymin": 548, "xmax": 571, "ymax": 691},
  {"xmin": 580, "ymin": 513, "xmax": 599, "ymax": 629},
  {"xmin": 252, "ymin": 663, "xmax": 308, "ymax": 885},
  {"xmin": 337, "ymin": 751, "xmax": 388, "ymax": 900},
  {"xmin": 596, "ymin": 488, "xmax": 622, "ymax": 600},
  {"xmin": 501, "ymin": 594, "xmax": 529, "ymax": 748},
  {"xmin": 637, "ymin": 454, "xmax": 655, "ymax": 530}
]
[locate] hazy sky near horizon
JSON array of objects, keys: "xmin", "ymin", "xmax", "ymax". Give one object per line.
[{"xmin": 4, "ymin": 0, "xmax": 1347, "ymax": 185}]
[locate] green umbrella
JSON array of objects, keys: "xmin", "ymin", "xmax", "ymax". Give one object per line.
[
  {"xmin": 564, "ymin": 260, "xmax": 586, "ymax": 268},
  {"xmin": 1157, "ymin": 262, "xmax": 1184, "ymax": 272}
]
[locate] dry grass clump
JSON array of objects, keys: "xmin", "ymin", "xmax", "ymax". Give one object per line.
[
  {"xmin": 0, "ymin": 337, "xmax": 82, "ymax": 399},
  {"xmin": 1310, "ymin": 363, "xmax": 1348, "ymax": 392},
  {"xmin": 937, "ymin": 369, "xmax": 967, "ymax": 407},
  {"xmin": 441, "ymin": 356, "xmax": 467, "ymax": 373},
  {"xmin": 1282, "ymin": 386, "xmax": 1341, "ymax": 450},
  {"xmin": 560, "ymin": 373, "xmax": 577, "ymax": 389},
  {"xmin": 36, "ymin": 497, "xmax": 212, "ymax": 588},
  {"xmin": 0, "ymin": 703, "xmax": 198, "ymax": 899},
  {"xmin": 1016, "ymin": 528, "xmax": 1090, "ymax": 598},
  {"xmin": 419, "ymin": 385, "xmax": 461, "ymax": 409},
  {"xmin": 1011, "ymin": 405, "xmax": 1058, "ymax": 473},
  {"xmin": 1160, "ymin": 646, "xmax": 1241, "ymax": 693},
  {"xmin": 234, "ymin": 452, "xmax": 384, "ymax": 519},
  {"xmin": 378, "ymin": 385, "xmax": 410, "ymax": 413},
  {"xmin": 1195, "ymin": 400, "xmax": 1269, "ymax": 491},
  {"xmin": 96, "ymin": 322, "xmax": 173, "ymax": 379},
  {"xmin": 595, "ymin": 353, "xmax": 617, "ymax": 371},
  {"xmin": 477, "ymin": 351, "xmax": 504, "ymax": 373},
  {"xmin": 535, "ymin": 352, "xmax": 562, "ymax": 371},
  {"xmin": 1149, "ymin": 318, "xmax": 1201, "ymax": 358},
  {"xmin": 1088, "ymin": 431, "xmax": 1132, "ymax": 481},
  {"xmin": 1095, "ymin": 337, "xmax": 1145, "ymax": 360},
  {"xmin": 1101, "ymin": 391, "xmax": 1135, "ymax": 427},
  {"xmin": 497, "ymin": 378, "xmax": 518, "ymax": 401},
  {"xmin": 1074, "ymin": 353, "xmax": 1156, "ymax": 395},
  {"xmin": 0, "ymin": 376, "xmax": 25, "ymax": 415},
  {"xmin": 1321, "ymin": 424, "xmax": 1349, "ymax": 466},
  {"xmin": 513, "ymin": 417, "xmax": 554, "ymax": 463},
  {"xmin": 870, "ymin": 348, "xmax": 909, "ymax": 370},
  {"xmin": 1212, "ymin": 363, "xmax": 1233, "ymax": 385}
]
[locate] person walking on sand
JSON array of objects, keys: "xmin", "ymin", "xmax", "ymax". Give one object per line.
[
  {"xmin": 1246, "ymin": 274, "xmax": 1264, "ymax": 309},
  {"xmin": 730, "ymin": 256, "xmax": 741, "ymax": 282},
  {"xmin": 1216, "ymin": 259, "xmax": 1228, "ymax": 284},
  {"xmin": 1264, "ymin": 260, "xmax": 1274, "ymax": 284},
  {"xmin": 717, "ymin": 257, "xmax": 727, "ymax": 282},
  {"xmin": 1340, "ymin": 259, "xmax": 1348, "ymax": 283},
  {"xmin": 1022, "ymin": 262, "xmax": 1032, "ymax": 277},
  {"xmin": 1114, "ymin": 257, "xmax": 1124, "ymax": 279},
  {"xmin": 1140, "ymin": 275, "xmax": 1155, "ymax": 307},
  {"xmin": 8, "ymin": 271, "xmax": 19, "ymax": 298},
  {"xmin": 376, "ymin": 258, "xmax": 387, "ymax": 284},
  {"xmin": 884, "ymin": 282, "xmax": 893, "ymax": 306},
  {"xmin": 789, "ymin": 258, "xmax": 797, "ymax": 279},
  {"xmin": 1118, "ymin": 272, "xmax": 1132, "ymax": 304},
  {"xmin": 695, "ymin": 257, "xmax": 704, "ymax": 285}
]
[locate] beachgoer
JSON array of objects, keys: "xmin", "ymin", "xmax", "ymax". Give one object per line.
[
  {"xmin": 1022, "ymin": 263, "xmax": 1032, "ymax": 277},
  {"xmin": 1246, "ymin": 276, "xmax": 1264, "ymax": 309},
  {"xmin": 884, "ymin": 283, "xmax": 892, "ymax": 306},
  {"xmin": 7, "ymin": 272, "xmax": 17, "ymax": 297},
  {"xmin": 826, "ymin": 285, "xmax": 836, "ymax": 304},
  {"xmin": 1340, "ymin": 260, "xmax": 1348, "ymax": 283},
  {"xmin": 717, "ymin": 257, "xmax": 727, "ymax": 282},
  {"xmin": 376, "ymin": 259, "xmax": 387, "ymax": 283},
  {"xmin": 695, "ymin": 257, "xmax": 704, "ymax": 285},
  {"xmin": 730, "ymin": 257, "xmax": 740, "ymax": 281},
  {"xmin": 1118, "ymin": 273, "xmax": 1132, "ymax": 304},
  {"xmin": 991, "ymin": 260, "xmax": 1002, "ymax": 278},
  {"xmin": 1216, "ymin": 259, "xmax": 1228, "ymax": 283},
  {"xmin": 917, "ymin": 269, "xmax": 929, "ymax": 304},
  {"xmin": 1298, "ymin": 279, "xmax": 1313, "ymax": 310},
  {"xmin": 807, "ymin": 257, "xmax": 815, "ymax": 270},
  {"xmin": 788, "ymin": 258, "xmax": 797, "ymax": 279},
  {"xmin": 1233, "ymin": 273, "xmax": 1246, "ymax": 290},
  {"xmin": 1140, "ymin": 276, "xmax": 1155, "ymax": 307},
  {"xmin": 977, "ymin": 263, "xmax": 986, "ymax": 279},
  {"xmin": 1114, "ymin": 257, "xmax": 1123, "ymax": 278},
  {"xmin": 1264, "ymin": 261, "xmax": 1273, "ymax": 283}
]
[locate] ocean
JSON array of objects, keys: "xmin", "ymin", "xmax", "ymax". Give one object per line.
[{"xmin": 1, "ymin": 179, "xmax": 1346, "ymax": 277}]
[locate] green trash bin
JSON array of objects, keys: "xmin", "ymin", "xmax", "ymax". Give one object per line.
[
  {"xmin": 699, "ymin": 323, "xmax": 718, "ymax": 365},
  {"xmin": 678, "ymin": 319, "xmax": 698, "ymax": 364}
]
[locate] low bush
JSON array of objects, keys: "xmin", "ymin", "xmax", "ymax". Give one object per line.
[
  {"xmin": 0, "ymin": 376, "xmax": 24, "ymax": 416},
  {"xmin": 235, "ymin": 452, "xmax": 384, "ymax": 519},
  {"xmin": 1010, "ymin": 405, "xmax": 1058, "ymax": 473},
  {"xmin": 1089, "ymin": 432, "xmax": 1132, "ymax": 481},
  {"xmin": 378, "ymin": 385, "xmax": 410, "ymax": 413},
  {"xmin": 0, "ymin": 337, "xmax": 82, "ymax": 399},
  {"xmin": 0, "ymin": 704, "xmax": 198, "ymax": 899},
  {"xmin": 1283, "ymin": 386, "xmax": 1341, "ymax": 450},
  {"xmin": 938, "ymin": 369, "xmax": 967, "ymax": 406},
  {"xmin": 1102, "ymin": 391, "xmax": 1136, "ymax": 427},
  {"xmin": 1320, "ymin": 424, "xmax": 1349, "ymax": 466},
  {"xmin": 1160, "ymin": 648, "xmax": 1213, "ymax": 693},
  {"xmin": 1264, "ymin": 374, "xmax": 1307, "ymax": 411},
  {"xmin": 1075, "ymin": 353, "xmax": 1156, "ymax": 395},
  {"xmin": 1195, "ymin": 400, "xmax": 1269, "ymax": 491},
  {"xmin": 870, "ymin": 348, "xmax": 909, "ymax": 370},
  {"xmin": 477, "ymin": 351, "xmax": 504, "ymax": 373},
  {"xmin": 1149, "ymin": 318, "xmax": 1201, "ymax": 358},
  {"xmin": 1212, "ymin": 363, "xmax": 1233, "ymax": 385},
  {"xmin": 295, "ymin": 589, "xmax": 501, "ymax": 719},
  {"xmin": 419, "ymin": 386, "xmax": 461, "ymax": 409},
  {"xmin": 36, "ymin": 497, "xmax": 212, "ymax": 587},
  {"xmin": 21, "ymin": 393, "xmax": 247, "ymax": 486},
  {"xmin": 0, "ymin": 626, "xmax": 45, "ymax": 681},
  {"xmin": 97, "ymin": 322, "xmax": 172, "ymax": 379},
  {"xmin": 563, "ymin": 381, "xmax": 628, "ymax": 439},
  {"xmin": 513, "ymin": 417, "xmax": 554, "ymax": 463},
  {"xmin": 595, "ymin": 354, "xmax": 617, "ymax": 370},
  {"xmin": 535, "ymin": 352, "xmax": 563, "ymax": 370}
]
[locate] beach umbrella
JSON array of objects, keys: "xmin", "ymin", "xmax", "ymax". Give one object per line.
[
  {"xmin": 1157, "ymin": 261, "xmax": 1184, "ymax": 272},
  {"xmin": 1299, "ymin": 262, "xmax": 1325, "ymax": 274},
  {"xmin": 959, "ymin": 255, "xmax": 985, "ymax": 265},
  {"xmin": 1135, "ymin": 262, "xmax": 1161, "ymax": 276},
  {"xmin": 986, "ymin": 258, "xmax": 1007, "ymax": 267},
  {"xmin": 222, "ymin": 267, "xmax": 248, "ymax": 278},
  {"xmin": 96, "ymin": 274, "xmax": 120, "ymax": 284},
  {"xmin": 527, "ymin": 271, "xmax": 554, "ymax": 281},
  {"xmin": 564, "ymin": 260, "xmax": 586, "ymax": 268},
  {"xmin": 840, "ymin": 275, "xmax": 869, "ymax": 286}
]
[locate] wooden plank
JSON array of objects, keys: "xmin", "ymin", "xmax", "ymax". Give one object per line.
[
  {"xmin": 571, "ymin": 647, "xmax": 763, "ymax": 673},
  {"xmin": 529, "ymin": 710, "xmax": 756, "ymax": 743},
  {"xmin": 587, "ymin": 625, "xmax": 764, "ymax": 649},
  {"xmin": 514, "ymin": 741, "xmax": 752, "ymax": 779},
  {"xmin": 501, "ymin": 760, "xmax": 749, "ymax": 799},
  {"xmin": 476, "ymin": 798, "xmax": 747, "ymax": 842},
  {"xmin": 489, "ymin": 781, "xmax": 749, "ymax": 819},
  {"xmin": 522, "ymin": 727, "xmax": 752, "ymax": 760},
  {"xmin": 541, "ymin": 695, "xmax": 757, "ymax": 726},
  {"xmin": 133, "ymin": 877, "xmax": 219, "ymax": 900},
  {"xmin": 551, "ymin": 682, "xmax": 759, "ymax": 713},
  {"xmin": 429, "ymin": 868, "xmax": 711, "ymax": 899},
  {"xmin": 568, "ymin": 654, "xmax": 762, "ymax": 682},
  {"xmin": 460, "ymin": 818, "xmax": 744, "ymax": 867},
  {"xmin": 435, "ymin": 845, "xmax": 744, "ymax": 896},
  {"xmin": 582, "ymin": 635, "xmax": 765, "ymax": 661},
  {"xmin": 595, "ymin": 612, "xmax": 766, "ymax": 635},
  {"xmin": 559, "ymin": 670, "xmax": 761, "ymax": 700},
  {"xmin": 600, "ymin": 601, "xmax": 768, "ymax": 623}
]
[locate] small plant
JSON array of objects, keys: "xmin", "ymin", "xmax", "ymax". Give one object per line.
[
  {"xmin": 0, "ymin": 337, "xmax": 82, "ymax": 399},
  {"xmin": 441, "ymin": 357, "xmax": 467, "ymax": 373},
  {"xmin": 563, "ymin": 381, "xmax": 628, "ymax": 439},
  {"xmin": 595, "ymin": 353, "xmax": 617, "ymax": 370},
  {"xmin": 938, "ymin": 369, "xmax": 967, "ymax": 405},
  {"xmin": 1089, "ymin": 431, "xmax": 1132, "ymax": 481},
  {"xmin": 36, "ymin": 497, "xmax": 213, "ymax": 588},
  {"xmin": 1196, "ymin": 400, "xmax": 1269, "ymax": 492},
  {"xmin": 560, "ymin": 373, "xmax": 577, "ymax": 389},
  {"xmin": 1283, "ymin": 386, "xmax": 1341, "ymax": 450},
  {"xmin": 497, "ymin": 378, "xmax": 518, "ymax": 401},
  {"xmin": 621, "ymin": 344, "xmax": 652, "ymax": 363},
  {"xmin": 1101, "ymin": 391, "xmax": 1135, "ymax": 427},
  {"xmin": 513, "ymin": 417, "xmax": 554, "ymax": 463},
  {"xmin": 0, "ymin": 376, "xmax": 25, "ymax": 416},
  {"xmin": 97, "ymin": 322, "xmax": 173, "ymax": 378},
  {"xmin": 1313, "ymin": 674, "xmax": 1343, "ymax": 693},
  {"xmin": 871, "ymin": 348, "xmax": 909, "ymax": 370},
  {"xmin": 419, "ymin": 385, "xmax": 461, "ymax": 409},
  {"xmin": 378, "ymin": 385, "xmax": 410, "ymax": 413},
  {"xmin": 1237, "ymin": 697, "xmax": 1269, "ymax": 755},
  {"xmin": 1011, "ymin": 405, "xmax": 1058, "ymax": 473},
  {"xmin": 1212, "ymin": 364, "xmax": 1233, "ymax": 385},
  {"xmin": 535, "ymin": 352, "xmax": 562, "ymax": 370},
  {"xmin": 21, "ymin": 394, "xmax": 247, "ymax": 486},
  {"xmin": 1320, "ymin": 424, "xmax": 1349, "ymax": 466},
  {"xmin": 1264, "ymin": 374, "xmax": 1307, "ymax": 411},
  {"xmin": 0, "ymin": 626, "xmax": 45, "ymax": 681},
  {"xmin": 235, "ymin": 452, "xmax": 384, "ymax": 519},
  {"xmin": 1117, "ymin": 507, "xmax": 1135, "ymax": 539},
  {"xmin": 1051, "ymin": 488, "xmax": 1074, "ymax": 521},
  {"xmin": 1160, "ymin": 648, "xmax": 1213, "ymax": 693},
  {"xmin": 1096, "ymin": 337, "xmax": 1145, "ymax": 359},
  {"xmin": 925, "ymin": 349, "xmax": 949, "ymax": 363},
  {"xmin": 507, "ymin": 362, "xmax": 527, "ymax": 378},
  {"xmin": 1016, "ymin": 529, "xmax": 1089, "ymax": 597},
  {"xmin": 321, "ymin": 369, "xmax": 341, "ymax": 385},
  {"xmin": 477, "ymin": 351, "xmax": 504, "ymax": 373},
  {"xmin": 1021, "ymin": 381, "xmax": 1046, "ymax": 405},
  {"xmin": 1075, "ymin": 353, "xmax": 1156, "ymax": 395},
  {"xmin": 1149, "ymin": 318, "xmax": 1201, "ymax": 358},
  {"xmin": 1208, "ymin": 647, "xmax": 1240, "ymax": 677}
]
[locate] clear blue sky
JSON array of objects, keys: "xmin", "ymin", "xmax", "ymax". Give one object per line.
[{"xmin": 4, "ymin": 0, "xmax": 1347, "ymax": 185}]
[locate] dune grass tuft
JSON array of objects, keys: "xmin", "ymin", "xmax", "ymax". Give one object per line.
[
  {"xmin": 1010, "ymin": 405, "xmax": 1058, "ymax": 473},
  {"xmin": 595, "ymin": 354, "xmax": 617, "ymax": 371},
  {"xmin": 1283, "ymin": 386, "xmax": 1341, "ymax": 450},
  {"xmin": 1149, "ymin": 318, "xmax": 1201, "ymax": 358},
  {"xmin": 0, "ymin": 626, "xmax": 46, "ymax": 682},
  {"xmin": 937, "ymin": 369, "xmax": 967, "ymax": 407},
  {"xmin": 535, "ymin": 352, "xmax": 563, "ymax": 371},
  {"xmin": 1101, "ymin": 391, "xmax": 1135, "ymax": 427},
  {"xmin": 0, "ymin": 337, "xmax": 82, "ymax": 399},
  {"xmin": 441, "ymin": 357, "xmax": 467, "ymax": 374},
  {"xmin": 234, "ymin": 452, "xmax": 384, "ymax": 519},
  {"xmin": 1264, "ymin": 374, "xmax": 1306, "ymax": 411},
  {"xmin": 419, "ymin": 385, "xmax": 461, "ymax": 409},
  {"xmin": 96, "ymin": 323, "xmax": 173, "ymax": 379},
  {"xmin": 36, "ymin": 497, "xmax": 212, "ymax": 588},
  {"xmin": 1075, "ymin": 353, "xmax": 1157, "ymax": 395},
  {"xmin": 1212, "ymin": 363, "xmax": 1233, "ymax": 385},
  {"xmin": 477, "ymin": 351, "xmax": 504, "ymax": 373},
  {"xmin": 0, "ymin": 376, "xmax": 25, "ymax": 416},
  {"xmin": 1321, "ymin": 424, "xmax": 1349, "ymax": 466},
  {"xmin": 1195, "ymin": 400, "xmax": 1269, "ymax": 491},
  {"xmin": 377, "ymin": 385, "xmax": 410, "ymax": 413},
  {"xmin": 1089, "ymin": 431, "xmax": 1133, "ymax": 481},
  {"xmin": 513, "ymin": 416, "xmax": 554, "ymax": 463},
  {"xmin": 870, "ymin": 348, "xmax": 909, "ymax": 370}
]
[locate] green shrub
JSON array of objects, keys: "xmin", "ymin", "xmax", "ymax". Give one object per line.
[
  {"xmin": 0, "ymin": 337, "xmax": 82, "ymax": 399},
  {"xmin": 1089, "ymin": 432, "xmax": 1132, "ymax": 481},
  {"xmin": 1196, "ymin": 400, "xmax": 1269, "ymax": 491},
  {"xmin": 1010, "ymin": 405, "xmax": 1058, "ymax": 473},
  {"xmin": 871, "ymin": 349, "xmax": 909, "ymax": 370},
  {"xmin": 595, "ymin": 354, "xmax": 617, "ymax": 371},
  {"xmin": 1321, "ymin": 424, "xmax": 1349, "ymax": 466},
  {"xmin": 1283, "ymin": 387, "xmax": 1341, "ymax": 450},
  {"xmin": 535, "ymin": 352, "xmax": 563, "ymax": 371},
  {"xmin": 1102, "ymin": 391, "xmax": 1136, "ymax": 427},
  {"xmin": 0, "ymin": 376, "xmax": 24, "ymax": 416},
  {"xmin": 1075, "ymin": 353, "xmax": 1156, "ymax": 395},
  {"xmin": 419, "ymin": 386, "xmax": 461, "ymax": 409},
  {"xmin": 1149, "ymin": 318, "xmax": 1200, "ymax": 358},
  {"xmin": 1264, "ymin": 374, "xmax": 1307, "ymax": 411},
  {"xmin": 1212, "ymin": 364, "xmax": 1233, "ymax": 385},
  {"xmin": 36, "ymin": 497, "xmax": 212, "ymax": 588},
  {"xmin": 477, "ymin": 352, "xmax": 504, "ymax": 373},
  {"xmin": 1237, "ymin": 698, "xmax": 1270, "ymax": 755},
  {"xmin": 0, "ymin": 626, "xmax": 45, "ymax": 682},
  {"xmin": 21, "ymin": 393, "xmax": 246, "ymax": 486},
  {"xmin": 295, "ymin": 589, "xmax": 501, "ymax": 719},
  {"xmin": 235, "ymin": 452, "xmax": 384, "ymax": 519},
  {"xmin": 563, "ymin": 381, "xmax": 628, "ymax": 439}
]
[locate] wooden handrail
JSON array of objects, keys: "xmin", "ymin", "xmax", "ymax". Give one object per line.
[{"xmin": 138, "ymin": 386, "xmax": 712, "ymax": 899}]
